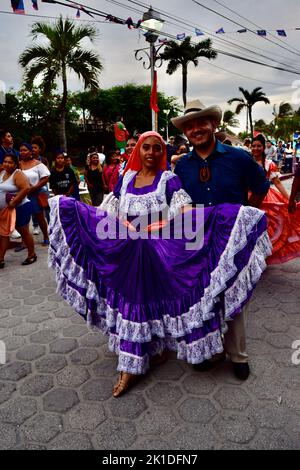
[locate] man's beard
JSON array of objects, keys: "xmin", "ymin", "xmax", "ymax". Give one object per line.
[{"xmin": 193, "ymin": 133, "xmax": 215, "ymax": 152}]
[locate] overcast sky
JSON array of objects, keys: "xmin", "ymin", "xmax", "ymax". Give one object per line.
[{"xmin": 1, "ymin": 0, "xmax": 300, "ymax": 132}]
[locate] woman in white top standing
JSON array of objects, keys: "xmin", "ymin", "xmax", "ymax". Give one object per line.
[
  {"xmin": 0, "ymin": 154, "xmax": 36, "ymax": 268},
  {"xmin": 19, "ymin": 143, "xmax": 50, "ymax": 245}
]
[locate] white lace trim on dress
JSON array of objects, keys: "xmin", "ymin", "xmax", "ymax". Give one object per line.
[{"xmin": 49, "ymin": 199, "xmax": 271, "ymax": 349}]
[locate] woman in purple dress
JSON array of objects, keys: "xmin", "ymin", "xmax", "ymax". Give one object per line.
[{"xmin": 49, "ymin": 131, "xmax": 272, "ymax": 397}]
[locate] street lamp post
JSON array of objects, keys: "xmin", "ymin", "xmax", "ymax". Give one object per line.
[
  {"xmin": 135, "ymin": 7, "xmax": 164, "ymax": 131},
  {"xmin": 149, "ymin": 38, "xmax": 156, "ymax": 132}
]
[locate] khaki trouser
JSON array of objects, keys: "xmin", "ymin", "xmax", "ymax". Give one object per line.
[{"xmin": 224, "ymin": 304, "xmax": 249, "ymax": 363}]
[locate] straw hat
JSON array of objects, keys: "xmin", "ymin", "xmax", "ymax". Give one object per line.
[{"xmin": 171, "ymin": 99, "xmax": 222, "ymax": 130}]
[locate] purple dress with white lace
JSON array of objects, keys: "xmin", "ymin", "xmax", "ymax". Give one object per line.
[{"xmin": 48, "ymin": 170, "xmax": 272, "ymax": 374}]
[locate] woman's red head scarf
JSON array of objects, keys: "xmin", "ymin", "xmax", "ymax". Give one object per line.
[{"xmin": 123, "ymin": 131, "xmax": 167, "ymax": 175}]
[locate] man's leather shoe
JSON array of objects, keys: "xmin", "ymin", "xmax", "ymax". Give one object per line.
[
  {"xmin": 193, "ymin": 352, "xmax": 226, "ymax": 372},
  {"xmin": 193, "ymin": 360, "xmax": 215, "ymax": 372},
  {"xmin": 232, "ymin": 362, "xmax": 250, "ymax": 380}
]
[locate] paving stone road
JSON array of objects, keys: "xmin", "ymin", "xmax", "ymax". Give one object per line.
[{"xmin": 0, "ymin": 232, "xmax": 300, "ymax": 450}]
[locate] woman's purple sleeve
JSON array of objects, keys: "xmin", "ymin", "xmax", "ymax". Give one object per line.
[
  {"xmin": 113, "ymin": 176, "xmax": 123, "ymax": 198},
  {"xmin": 165, "ymin": 175, "xmax": 183, "ymax": 205}
]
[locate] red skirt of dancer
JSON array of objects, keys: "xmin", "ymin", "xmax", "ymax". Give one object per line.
[{"xmin": 260, "ymin": 187, "xmax": 300, "ymax": 265}]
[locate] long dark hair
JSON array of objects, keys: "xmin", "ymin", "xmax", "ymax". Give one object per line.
[
  {"xmin": 252, "ymin": 134, "xmax": 266, "ymax": 173},
  {"xmin": 105, "ymin": 150, "xmax": 119, "ymax": 165},
  {"xmin": 31, "ymin": 135, "xmax": 46, "ymax": 154},
  {"xmin": 0, "ymin": 129, "xmax": 10, "ymax": 144},
  {"xmin": 3, "ymin": 153, "xmax": 19, "ymax": 169}
]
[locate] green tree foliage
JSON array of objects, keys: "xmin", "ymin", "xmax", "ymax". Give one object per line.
[
  {"xmin": 273, "ymin": 102, "xmax": 293, "ymax": 119},
  {"xmin": 274, "ymin": 115, "xmax": 300, "ymax": 141},
  {"xmin": 253, "ymin": 102, "xmax": 300, "ymax": 142},
  {"xmin": 19, "ymin": 16, "xmax": 103, "ymax": 151},
  {"xmin": 73, "ymin": 84, "xmax": 181, "ymax": 138},
  {"xmin": 253, "ymin": 119, "xmax": 274, "ymax": 136},
  {"xmin": 228, "ymin": 87, "xmax": 270, "ymax": 138},
  {"xmin": 238, "ymin": 131, "xmax": 250, "ymax": 141},
  {"xmin": 1, "ymin": 84, "xmax": 181, "ymax": 156},
  {"xmin": 221, "ymin": 110, "xmax": 239, "ymax": 130},
  {"xmin": 0, "ymin": 92, "xmax": 24, "ymax": 134},
  {"xmin": 160, "ymin": 37, "xmax": 217, "ymax": 106},
  {"xmin": 0, "ymin": 86, "xmax": 79, "ymax": 151}
]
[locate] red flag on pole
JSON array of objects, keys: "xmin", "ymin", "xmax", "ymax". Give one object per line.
[{"xmin": 150, "ymin": 70, "xmax": 159, "ymax": 113}]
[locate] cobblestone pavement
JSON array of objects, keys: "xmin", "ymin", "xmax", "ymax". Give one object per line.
[{"xmin": 0, "ymin": 235, "xmax": 300, "ymax": 450}]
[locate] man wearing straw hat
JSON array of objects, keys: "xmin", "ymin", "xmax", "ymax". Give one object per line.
[{"xmin": 172, "ymin": 99, "xmax": 270, "ymax": 380}]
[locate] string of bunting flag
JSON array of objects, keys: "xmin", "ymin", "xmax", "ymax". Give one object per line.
[
  {"xmin": 9, "ymin": 1, "xmax": 300, "ymax": 39},
  {"xmin": 11, "ymin": 0, "xmax": 38, "ymax": 13},
  {"xmin": 176, "ymin": 27, "xmax": 294, "ymax": 40},
  {"xmin": 10, "ymin": 0, "xmax": 142, "ymax": 27}
]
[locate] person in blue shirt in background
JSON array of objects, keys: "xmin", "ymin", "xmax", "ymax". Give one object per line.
[
  {"xmin": 274, "ymin": 140, "xmax": 285, "ymax": 170},
  {"xmin": 0, "ymin": 130, "xmax": 18, "ymax": 170},
  {"xmin": 293, "ymin": 136, "xmax": 300, "ymax": 168},
  {"xmin": 64, "ymin": 155, "xmax": 80, "ymax": 201},
  {"xmin": 172, "ymin": 99, "xmax": 269, "ymax": 381},
  {"xmin": 166, "ymin": 136, "xmax": 177, "ymax": 164}
]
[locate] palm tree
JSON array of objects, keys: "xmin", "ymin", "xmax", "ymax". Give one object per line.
[
  {"xmin": 221, "ymin": 109, "xmax": 239, "ymax": 130},
  {"xmin": 160, "ymin": 37, "xmax": 217, "ymax": 106},
  {"xmin": 228, "ymin": 87, "xmax": 270, "ymax": 138},
  {"xmin": 254, "ymin": 119, "xmax": 275, "ymax": 137},
  {"xmin": 19, "ymin": 17, "xmax": 103, "ymax": 150},
  {"xmin": 272, "ymin": 101, "xmax": 293, "ymax": 130},
  {"xmin": 273, "ymin": 101, "xmax": 293, "ymax": 120},
  {"xmin": 271, "ymin": 102, "xmax": 295, "ymax": 141}
]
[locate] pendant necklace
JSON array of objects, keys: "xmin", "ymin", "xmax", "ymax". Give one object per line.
[{"xmin": 199, "ymin": 164, "xmax": 211, "ymax": 182}]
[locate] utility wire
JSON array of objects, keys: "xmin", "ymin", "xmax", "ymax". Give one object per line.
[
  {"xmin": 2, "ymin": 2, "xmax": 291, "ymax": 86},
  {"xmin": 127, "ymin": 0, "xmax": 300, "ymax": 71},
  {"xmin": 0, "ymin": 10, "xmax": 107, "ymax": 23},
  {"xmin": 59, "ymin": 0, "xmax": 118, "ymax": 18},
  {"xmin": 43, "ymin": 0, "xmax": 300, "ymax": 75},
  {"xmin": 52, "ymin": 0, "xmax": 300, "ymax": 71},
  {"xmin": 197, "ymin": 58, "xmax": 290, "ymax": 87},
  {"xmin": 8, "ymin": 0, "xmax": 300, "ymax": 77},
  {"xmin": 163, "ymin": 20, "xmax": 300, "ymax": 72},
  {"xmin": 103, "ymin": 0, "xmax": 144, "ymax": 15},
  {"xmin": 211, "ymin": 0, "xmax": 300, "ymax": 55},
  {"xmin": 163, "ymin": 17, "xmax": 298, "ymax": 68},
  {"xmin": 59, "ymin": 0, "xmax": 300, "ymax": 86},
  {"xmin": 192, "ymin": 0, "xmax": 300, "ymax": 58}
]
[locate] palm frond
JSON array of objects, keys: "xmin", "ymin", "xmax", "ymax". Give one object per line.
[
  {"xmin": 19, "ymin": 45, "xmax": 54, "ymax": 67},
  {"xmin": 231, "ymin": 86, "xmax": 270, "ymax": 111},
  {"xmin": 251, "ymin": 87, "xmax": 263, "ymax": 95},
  {"xmin": 71, "ymin": 23, "xmax": 98, "ymax": 44},
  {"xmin": 19, "ymin": 17, "xmax": 102, "ymax": 91},
  {"xmin": 257, "ymin": 97, "xmax": 270, "ymax": 105},
  {"xmin": 238, "ymin": 87, "xmax": 251, "ymax": 101},
  {"xmin": 228, "ymin": 97, "xmax": 244, "ymax": 105},
  {"xmin": 68, "ymin": 50, "xmax": 102, "ymax": 90},
  {"xmin": 161, "ymin": 36, "xmax": 217, "ymax": 65},
  {"xmin": 278, "ymin": 101, "xmax": 293, "ymax": 117},
  {"xmin": 31, "ymin": 21, "xmax": 57, "ymax": 42},
  {"xmin": 42, "ymin": 67, "xmax": 59, "ymax": 95},
  {"xmin": 22, "ymin": 60, "xmax": 56, "ymax": 90},
  {"xmin": 235, "ymin": 103, "xmax": 246, "ymax": 115},
  {"xmin": 67, "ymin": 49, "xmax": 103, "ymax": 72},
  {"xmin": 166, "ymin": 60, "xmax": 180, "ymax": 75}
]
